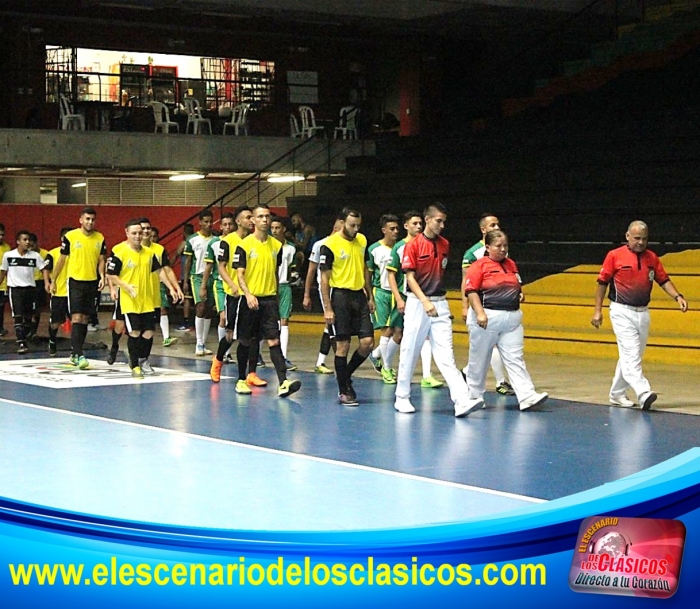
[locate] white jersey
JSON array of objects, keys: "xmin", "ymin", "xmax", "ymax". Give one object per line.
[
  {"xmin": 309, "ymin": 236, "xmax": 328, "ymax": 287},
  {"xmin": 277, "ymin": 241, "xmax": 296, "ymax": 285},
  {"xmin": 185, "ymin": 232, "xmax": 215, "ymax": 276},
  {"xmin": 0, "ymin": 249, "xmax": 47, "ymax": 287}
]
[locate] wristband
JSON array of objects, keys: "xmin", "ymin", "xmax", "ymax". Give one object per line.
[{"xmin": 675, "ymin": 294, "xmax": 684, "ymax": 301}]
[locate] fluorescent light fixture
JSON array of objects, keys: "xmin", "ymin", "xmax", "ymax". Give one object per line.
[
  {"xmin": 267, "ymin": 175, "xmax": 305, "ymax": 183},
  {"xmin": 169, "ymin": 173, "xmax": 205, "ymax": 182},
  {"xmin": 71, "ymin": 182, "xmax": 87, "ymax": 188}
]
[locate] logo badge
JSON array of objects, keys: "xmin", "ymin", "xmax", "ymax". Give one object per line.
[{"xmin": 569, "ymin": 516, "xmax": 685, "ymax": 599}]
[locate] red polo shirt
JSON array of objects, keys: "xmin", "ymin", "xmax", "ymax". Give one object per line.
[
  {"xmin": 597, "ymin": 245, "xmax": 669, "ymax": 307},
  {"xmin": 401, "ymin": 232, "xmax": 449, "ymax": 297},
  {"xmin": 464, "ymin": 256, "xmax": 522, "ymax": 311}
]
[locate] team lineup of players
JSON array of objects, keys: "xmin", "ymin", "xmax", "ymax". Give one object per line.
[{"xmin": 0, "ymin": 204, "xmax": 687, "ymax": 414}]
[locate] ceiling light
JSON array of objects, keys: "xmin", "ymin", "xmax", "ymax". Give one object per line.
[
  {"xmin": 267, "ymin": 175, "xmax": 305, "ymax": 183},
  {"xmin": 169, "ymin": 174, "xmax": 205, "ymax": 182},
  {"xmin": 71, "ymin": 182, "xmax": 87, "ymax": 188}
]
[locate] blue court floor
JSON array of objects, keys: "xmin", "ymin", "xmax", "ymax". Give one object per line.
[{"xmin": 1, "ymin": 348, "xmax": 700, "ymax": 531}]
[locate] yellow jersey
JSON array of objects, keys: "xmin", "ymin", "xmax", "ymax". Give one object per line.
[
  {"xmin": 234, "ymin": 234, "xmax": 281, "ymax": 297},
  {"xmin": 147, "ymin": 241, "xmax": 170, "ymax": 308},
  {"xmin": 34, "ymin": 248, "xmax": 50, "ymax": 280},
  {"xmin": 47, "ymin": 246, "xmax": 69, "ymax": 297},
  {"xmin": 107, "ymin": 242, "xmax": 160, "ymax": 314},
  {"xmin": 61, "ymin": 228, "xmax": 106, "ymax": 282},
  {"xmin": 0, "ymin": 242, "xmax": 10, "ymax": 291},
  {"xmin": 319, "ymin": 231, "xmax": 368, "ymax": 291},
  {"xmin": 218, "ymin": 232, "xmax": 243, "ymax": 296}
]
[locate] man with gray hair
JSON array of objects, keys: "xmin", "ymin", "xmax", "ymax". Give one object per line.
[{"xmin": 592, "ymin": 220, "xmax": 688, "ymax": 409}]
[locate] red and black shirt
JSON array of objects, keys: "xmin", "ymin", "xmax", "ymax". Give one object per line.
[
  {"xmin": 597, "ymin": 246, "xmax": 669, "ymax": 307},
  {"xmin": 401, "ymin": 232, "xmax": 449, "ymax": 297},
  {"xmin": 464, "ymin": 256, "xmax": 522, "ymax": 311}
]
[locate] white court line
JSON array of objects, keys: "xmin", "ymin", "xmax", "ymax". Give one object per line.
[{"xmin": 0, "ymin": 397, "xmax": 545, "ymax": 504}]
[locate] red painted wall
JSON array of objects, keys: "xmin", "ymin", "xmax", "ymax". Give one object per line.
[{"xmin": 0, "ymin": 204, "xmax": 287, "ymax": 259}]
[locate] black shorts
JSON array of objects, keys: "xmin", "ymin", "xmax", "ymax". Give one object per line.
[
  {"xmin": 9, "ymin": 286, "xmax": 36, "ymax": 318},
  {"xmin": 68, "ymin": 278, "xmax": 98, "ymax": 317},
  {"xmin": 237, "ymin": 296, "xmax": 280, "ymax": 342},
  {"xmin": 0, "ymin": 290, "xmax": 7, "ymax": 306},
  {"xmin": 34, "ymin": 280, "xmax": 47, "ymax": 309},
  {"xmin": 124, "ymin": 311, "xmax": 157, "ymax": 334},
  {"xmin": 50, "ymin": 295, "xmax": 70, "ymax": 325},
  {"xmin": 330, "ymin": 288, "xmax": 373, "ymax": 341},
  {"xmin": 225, "ymin": 294, "xmax": 242, "ymax": 333}
]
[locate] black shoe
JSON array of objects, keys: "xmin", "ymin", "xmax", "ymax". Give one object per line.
[
  {"xmin": 17, "ymin": 343, "xmax": 29, "ymax": 354},
  {"xmin": 49, "ymin": 340, "xmax": 57, "ymax": 356},
  {"xmin": 107, "ymin": 349, "xmax": 118, "ymax": 365}
]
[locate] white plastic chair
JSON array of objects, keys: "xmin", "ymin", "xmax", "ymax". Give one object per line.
[
  {"xmin": 299, "ymin": 105, "xmax": 324, "ymax": 138},
  {"xmin": 223, "ymin": 103, "xmax": 250, "ymax": 135},
  {"xmin": 58, "ymin": 94, "xmax": 85, "ymax": 131},
  {"xmin": 289, "ymin": 113, "xmax": 303, "ymax": 138},
  {"xmin": 150, "ymin": 101, "xmax": 179, "ymax": 133},
  {"xmin": 334, "ymin": 105, "xmax": 359, "ymax": 139},
  {"xmin": 183, "ymin": 97, "xmax": 212, "ymax": 134}
]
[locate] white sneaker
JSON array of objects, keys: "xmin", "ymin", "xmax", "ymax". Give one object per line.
[
  {"xmin": 609, "ymin": 394, "xmax": 635, "ymax": 407},
  {"xmin": 394, "ymin": 398, "xmax": 416, "ymax": 414},
  {"xmin": 454, "ymin": 397, "xmax": 484, "ymax": 418},
  {"xmin": 87, "ymin": 324, "xmax": 99, "ymax": 332},
  {"xmin": 519, "ymin": 392, "xmax": 548, "ymax": 411},
  {"xmin": 139, "ymin": 360, "xmax": 155, "ymax": 375},
  {"xmin": 195, "ymin": 345, "xmax": 213, "ymax": 356}
]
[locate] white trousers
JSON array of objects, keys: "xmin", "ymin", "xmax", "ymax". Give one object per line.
[
  {"xmin": 608, "ymin": 302, "xmax": 651, "ymax": 400},
  {"xmin": 395, "ymin": 294, "xmax": 469, "ymax": 407},
  {"xmin": 466, "ymin": 308, "xmax": 537, "ymax": 403}
]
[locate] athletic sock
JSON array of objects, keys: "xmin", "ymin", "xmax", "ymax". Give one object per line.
[
  {"xmin": 110, "ymin": 329, "xmax": 121, "ymax": 352},
  {"xmin": 194, "ymin": 316, "xmax": 205, "ymax": 346},
  {"xmin": 347, "ymin": 349, "xmax": 367, "ymax": 376},
  {"xmin": 127, "ymin": 335, "xmax": 139, "ymax": 368},
  {"xmin": 143, "ymin": 336, "xmax": 153, "ymax": 359},
  {"xmin": 335, "ymin": 356, "xmax": 349, "ymax": 393},
  {"xmin": 201, "ymin": 318, "xmax": 212, "ymax": 346},
  {"xmin": 217, "ymin": 325, "xmax": 226, "ymax": 341},
  {"xmin": 236, "ymin": 343, "xmax": 250, "ymax": 380},
  {"xmin": 216, "ymin": 336, "xmax": 232, "ymax": 361},
  {"xmin": 269, "ymin": 344, "xmax": 286, "ymax": 383},
  {"xmin": 160, "ymin": 315, "xmax": 170, "ymax": 340},
  {"xmin": 280, "ymin": 326, "xmax": 289, "ymax": 358},
  {"xmin": 377, "ymin": 335, "xmax": 389, "ymax": 362},
  {"xmin": 385, "ymin": 337, "xmax": 400, "ymax": 370},
  {"xmin": 319, "ymin": 331, "xmax": 331, "ymax": 355},
  {"xmin": 49, "ymin": 325, "xmax": 58, "ymax": 343}
]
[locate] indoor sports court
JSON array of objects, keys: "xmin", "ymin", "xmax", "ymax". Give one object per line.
[{"xmin": 2, "ymin": 328, "xmax": 699, "ymax": 532}]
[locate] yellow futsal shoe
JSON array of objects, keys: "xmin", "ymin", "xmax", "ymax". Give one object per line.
[
  {"xmin": 235, "ymin": 380, "xmax": 252, "ymax": 395},
  {"xmin": 420, "ymin": 376, "xmax": 444, "ymax": 388}
]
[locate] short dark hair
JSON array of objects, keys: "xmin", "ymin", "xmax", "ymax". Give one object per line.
[
  {"xmin": 380, "ymin": 214, "xmax": 399, "ymax": 227},
  {"xmin": 234, "ymin": 206, "xmax": 252, "ymax": 220},
  {"xmin": 221, "ymin": 212, "xmax": 234, "ymax": 222},
  {"xmin": 28, "ymin": 233, "xmax": 38, "ymax": 242},
  {"xmin": 16, "ymin": 230, "xmax": 31, "ymax": 241},
  {"xmin": 183, "ymin": 223, "xmax": 194, "ymax": 236},
  {"xmin": 125, "ymin": 218, "xmax": 144, "ymax": 229},
  {"xmin": 404, "ymin": 210, "xmax": 422, "ymax": 222},
  {"xmin": 60, "ymin": 227, "xmax": 72, "ymax": 238},
  {"xmin": 252, "ymin": 203, "xmax": 270, "ymax": 213},
  {"xmin": 424, "ymin": 202, "xmax": 447, "ymax": 217},
  {"xmin": 479, "ymin": 213, "xmax": 499, "ymax": 228},
  {"xmin": 81, "ymin": 207, "xmax": 97, "ymax": 217},
  {"xmin": 199, "ymin": 209, "xmax": 214, "ymax": 221},
  {"xmin": 139, "ymin": 217, "xmax": 151, "ymax": 225},
  {"xmin": 338, "ymin": 207, "xmax": 361, "ymax": 222}
]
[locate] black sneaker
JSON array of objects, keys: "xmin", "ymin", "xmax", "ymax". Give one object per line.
[
  {"xmin": 49, "ymin": 340, "xmax": 57, "ymax": 356},
  {"xmin": 17, "ymin": 343, "xmax": 29, "ymax": 354},
  {"xmin": 107, "ymin": 349, "xmax": 118, "ymax": 365}
]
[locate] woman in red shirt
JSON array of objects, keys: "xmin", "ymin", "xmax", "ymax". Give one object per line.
[{"xmin": 463, "ymin": 230, "xmax": 548, "ymax": 411}]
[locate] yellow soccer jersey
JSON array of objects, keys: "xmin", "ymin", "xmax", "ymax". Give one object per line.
[
  {"xmin": 61, "ymin": 228, "xmax": 106, "ymax": 281},
  {"xmin": 34, "ymin": 248, "xmax": 50, "ymax": 280},
  {"xmin": 217, "ymin": 232, "xmax": 243, "ymax": 296},
  {"xmin": 0, "ymin": 242, "xmax": 10, "ymax": 291},
  {"xmin": 319, "ymin": 231, "xmax": 368, "ymax": 291},
  {"xmin": 107, "ymin": 242, "xmax": 161, "ymax": 314},
  {"xmin": 234, "ymin": 234, "xmax": 281, "ymax": 297},
  {"xmin": 46, "ymin": 246, "xmax": 69, "ymax": 297}
]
